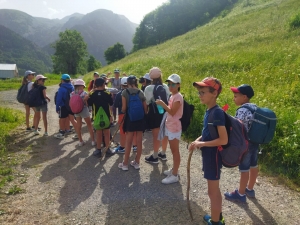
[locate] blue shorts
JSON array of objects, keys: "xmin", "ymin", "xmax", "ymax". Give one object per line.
[
  {"xmin": 202, "ymin": 147, "xmax": 222, "ymax": 180},
  {"xmin": 239, "ymin": 142, "xmax": 259, "ymax": 172}
]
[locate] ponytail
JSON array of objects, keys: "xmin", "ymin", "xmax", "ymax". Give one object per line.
[{"xmin": 22, "ymin": 76, "xmax": 27, "ymax": 85}]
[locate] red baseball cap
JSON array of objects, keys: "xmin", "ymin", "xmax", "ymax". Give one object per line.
[{"xmin": 193, "ymin": 77, "xmax": 221, "ymax": 91}]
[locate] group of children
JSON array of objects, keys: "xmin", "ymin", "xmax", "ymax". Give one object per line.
[{"xmin": 21, "ymin": 68, "xmax": 260, "ymax": 225}]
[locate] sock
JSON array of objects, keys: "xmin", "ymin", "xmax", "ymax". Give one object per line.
[
  {"xmin": 219, "ymin": 212, "xmax": 223, "ymax": 221},
  {"xmin": 246, "ymin": 187, "xmax": 253, "ymax": 191},
  {"xmin": 153, "ymin": 152, "xmax": 158, "ymax": 158},
  {"xmin": 160, "ymin": 150, "xmax": 166, "ymax": 155},
  {"xmin": 211, "ymin": 221, "xmax": 219, "ymax": 225},
  {"xmin": 238, "ymin": 190, "xmax": 245, "ymax": 196}
]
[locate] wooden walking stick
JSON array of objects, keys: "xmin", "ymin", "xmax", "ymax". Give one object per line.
[{"xmin": 187, "ymin": 149, "xmax": 194, "ymax": 221}]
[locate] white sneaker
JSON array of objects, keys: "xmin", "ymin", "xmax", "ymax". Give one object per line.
[
  {"xmin": 130, "ymin": 161, "xmax": 140, "ymax": 170},
  {"xmin": 54, "ymin": 133, "xmax": 64, "ymax": 139},
  {"xmin": 91, "ymin": 141, "xmax": 96, "ymax": 146},
  {"xmin": 78, "ymin": 141, "xmax": 85, "ymax": 147},
  {"xmin": 33, "ymin": 130, "xmax": 40, "ymax": 135},
  {"xmin": 162, "ymin": 174, "xmax": 179, "ymax": 184},
  {"xmin": 118, "ymin": 162, "xmax": 128, "ymax": 171},
  {"xmin": 72, "ymin": 134, "xmax": 78, "ymax": 139},
  {"xmin": 163, "ymin": 168, "xmax": 173, "ymax": 176}
]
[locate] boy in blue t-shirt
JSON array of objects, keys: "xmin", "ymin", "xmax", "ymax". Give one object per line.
[
  {"xmin": 224, "ymin": 84, "xmax": 258, "ymax": 202},
  {"xmin": 189, "ymin": 77, "xmax": 227, "ymax": 225}
]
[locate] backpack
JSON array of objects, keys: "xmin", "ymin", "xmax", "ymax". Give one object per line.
[
  {"xmin": 180, "ymin": 99, "xmax": 195, "ymax": 132},
  {"xmin": 69, "ymin": 90, "xmax": 85, "ymax": 114},
  {"xmin": 208, "ymin": 106, "xmax": 248, "ymax": 168},
  {"xmin": 152, "ymin": 84, "xmax": 168, "ymax": 114},
  {"xmin": 93, "ymin": 106, "xmax": 110, "ymax": 130},
  {"xmin": 126, "ymin": 89, "xmax": 144, "ymax": 121},
  {"xmin": 26, "ymin": 86, "xmax": 45, "ymax": 107},
  {"xmin": 239, "ymin": 105, "xmax": 277, "ymax": 144},
  {"xmin": 17, "ymin": 83, "xmax": 29, "ymax": 103}
]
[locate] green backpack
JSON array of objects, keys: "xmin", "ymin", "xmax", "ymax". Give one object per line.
[{"xmin": 93, "ymin": 106, "xmax": 110, "ymax": 130}]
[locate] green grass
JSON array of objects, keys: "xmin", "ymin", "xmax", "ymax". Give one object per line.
[
  {"xmin": 84, "ymin": 0, "xmax": 300, "ymax": 187},
  {"xmin": 0, "ymin": 73, "xmax": 79, "ymax": 91},
  {"xmin": 0, "ymin": 107, "xmax": 24, "ymax": 191}
]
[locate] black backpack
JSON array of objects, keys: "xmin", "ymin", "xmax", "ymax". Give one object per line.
[
  {"xmin": 152, "ymin": 84, "xmax": 168, "ymax": 114},
  {"xmin": 17, "ymin": 83, "xmax": 29, "ymax": 103},
  {"xmin": 180, "ymin": 99, "xmax": 195, "ymax": 132},
  {"xmin": 26, "ymin": 86, "xmax": 45, "ymax": 107}
]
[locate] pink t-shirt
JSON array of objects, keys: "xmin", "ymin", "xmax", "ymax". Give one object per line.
[{"xmin": 165, "ymin": 93, "xmax": 183, "ymax": 132}]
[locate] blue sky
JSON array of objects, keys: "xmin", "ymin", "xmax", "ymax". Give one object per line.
[{"xmin": 0, "ymin": 0, "xmax": 169, "ymax": 24}]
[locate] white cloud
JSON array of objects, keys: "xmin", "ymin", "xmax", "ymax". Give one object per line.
[
  {"xmin": 43, "ymin": 1, "xmax": 47, "ymax": 6},
  {"xmin": 47, "ymin": 7, "xmax": 60, "ymax": 19},
  {"xmin": 0, "ymin": 0, "xmax": 7, "ymax": 5}
]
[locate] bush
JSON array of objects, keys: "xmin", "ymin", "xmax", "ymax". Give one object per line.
[{"xmin": 289, "ymin": 12, "xmax": 300, "ymax": 29}]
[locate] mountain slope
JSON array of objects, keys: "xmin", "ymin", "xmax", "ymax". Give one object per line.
[
  {"xmin": 86, "ymin": 0, "xmax": 300, "ymax": 184},
  {"xmin": 0, "ymin": 25, "xmax": 52, "ymax": 75}
]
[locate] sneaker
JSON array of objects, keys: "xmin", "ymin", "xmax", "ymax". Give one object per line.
[
  {"xmin": 65, "ymin": 129, "xmax": 74, "ymax": 134},
  {"xmin": 130, "ymin": 161, "xmax": 140, "ymax": 170},
  {"xmin": 245, "ymin": 188, "xmax": 255, "ymax": 198},
  {"xmin": 78, "ymin": 141, "xmax": 85, "ymax": 147},
  {"xmin": 91, "ymin": 141, "xmax": 96, "ymax": 146},
  {"xmin": 33, "ymin": 130, "xmax": 40, "ymax": 135},
  {"xmin": 114, "ymin": 146, "xmax": 125, "ymax": 154},
  {"xmin": 161, "ymin": 174, "xmax": 179, "ymax": 184},
  {"xmin": 72, "ymin": 134, "xmax": 78, "ymax": 139},
  {"xmin": 158, "ymin": 152, "xmax": 167, "ymax": 161},
  {"xmin": 44, "ymin": 132, "xmax": 48, "ymax": 136},
  {"xmin": 118, "ymin": 162, "xmax": 129, "ymax": 171},
  {"xmin": 54, "ymin": 133, "xmax": 65, "ymax": 139},
  {"xmin": 26, "ymin": 127, "xmax": 33, "ymax": 132},
  {"xmin": 110, "ymin": 122, "xmax": 116, "ymax": 127},
  {"xmin": 132, "ymin": 145, "xmax": 137, "ymax": 152},
  {"xmin": 105, "ymin": 149, "xmax": 115, "ymax": 157},
  {"xmin": 163, "ymin": 168, "xmax": 173, "ymax": 176},
  {"xmin": 32, "ymin": 126, "xmax": 41, "ymax": 131},
  {"xmin": 203, "ymin": 214, "xmax": 225, "ymax": 225},
  {"xmin": 224, "ymin": 189, "xmax": 246, "ymax": 202},
  {"xmin": 145, "ymin": 154, "xmax": 159, "ymax": 164},
  {"xmin": 93, "ymin": 149, "xmax": 102, "ymax": 157}
]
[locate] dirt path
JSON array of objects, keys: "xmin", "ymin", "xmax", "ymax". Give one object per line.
[{"xmin": 0, "ymin": 86, "xmax": 299, "ymax": 225}]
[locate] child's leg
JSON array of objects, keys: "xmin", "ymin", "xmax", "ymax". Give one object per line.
[
  {"xmin": 123, "ymin": 132, "xmax": 134, "ymax": 165},
  {"xmin": 103, "ymin": 128, "xmax": 110, "ymax": 149},
  {"xmin": 76, "ymin": 116, "xmax": 83, "ymax": 142},
  {"xmin": 169, "ymin": 138, "xmax": 180, "ymax": 175},
  {"xmin": 31, "ymin": 107, "xmax": 36, "ymax": 128},
  {"xmin": 24, "ymin": 104, "xmax": 30, "ymax": 128},
  {"xmin": 59, "ymin": 118, "xmax": 65, "ymax": 131},
  {"xmin": 248, "ymin": 167, "xmax": 259, "ymax": 190},
  {"xmin": 33, "ymin": 111, "xmax": 40, "ymax": 131},
  {"xmin": 134, "ymin": 131, "xmax": 143, "ymax": 164},
  {"xmin": 68, "ymin": 115, "xmax": 78, "ymax": 131},
  {"xmin": 152, "ymin": 128, "xmax": 160, "ymax": 154},
  {"xmin": 133, "ymin": 132, "xmax": 137, "ymax": 146},
  {"xmin": 84, "ymin": 117, "xmax": 95, "ymax": 142},
  {"xmin": 207, "ymin": 180, "xmax": 222, "ymax": 223},
  {"xmin": 42, "ymin": 111, "xmax": 47, "ymax": 133},
  {"xmin": 161, "ymin": 135, "xmax": 168, "ymax": 152},
  {"xmin": 239, "ymin": 171, "xmax": 249, "ymax": 195},
  {"xmin": 96, "ymin": 130, "xmax": 103, "ymax": 149}
]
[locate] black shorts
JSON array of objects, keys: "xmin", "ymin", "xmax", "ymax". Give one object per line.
[
  {"xmin": 123, "ymin": 114, "xmax": 146, "ymax": 132},
  {"xmin": 146, "ymin": 103, "xmax": 164, "ymax": 129},
  {"xmin": 59, "ymin": 106, "xmax": 74, "ymax": 118}
]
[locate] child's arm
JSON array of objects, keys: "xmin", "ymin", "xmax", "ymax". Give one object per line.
[
  {"xmin": 155, "ymin": 99, "xmax": 180, "ymax": 116},
  {"xmin": 189, "ymin": 126, "xmax": 228, "ymax": 151},
  {"xmin": 121, "ymin": 96, "xmax": 127, "ymax": 113},
  {"xmin": 42, "ymin": 89, "xmax": 50, "ymax": 102}
]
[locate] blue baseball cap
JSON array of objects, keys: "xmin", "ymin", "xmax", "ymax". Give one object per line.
[
  {"xmin": 24, "ymin": 70, "xmax": 36, "ymax": 77},
  {"xmin": 61, "ymin": 74, "xmax": 71, "ymax": 80},
  {"xmin": 230, "ymin": 84, "xmax": 254, "ymax": 99}
]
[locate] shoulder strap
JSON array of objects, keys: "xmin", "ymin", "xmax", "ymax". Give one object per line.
[
  {"xmin": 126, "ymin": 89, "xmax": 130, "ymax": 95},
  {"xmin": 238, "ymin": 105, "xmax": 255, "ymax": 113},
  {"xmin": 207, "ymin": 106, "xmax": 222, "ymax": 140}
]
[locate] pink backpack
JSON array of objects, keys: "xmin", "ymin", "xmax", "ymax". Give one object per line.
[{"xmin": 69, "ymin": 90, "xmax": 85, "ymax": 114}]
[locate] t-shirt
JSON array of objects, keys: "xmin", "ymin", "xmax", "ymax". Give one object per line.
[
  {"xmin": 165, "ymin": 93, "xmax": 183, "ymax": 132},
  {"xmin": 144, "ymin": 84, "xmax": 170, "ymax": 105},
  {"xmin": 235, "ymin": 103, "xmax": 257, "ymax": 131},
  {"xmin": 27, "ymin": 81, "xmax": 33, "ymax": 92},
  {"xmin": 111, "ymin": 77, "xmax": 121, "ymax": 91},
  {"xmin": 33, "ymin": 83, "xmax": 47, "ymax": 103},
  {"xmin": 87, "ymin": 90, "xmax": 113, "ymax": 118},
  {"xmin": 122, "ymin": 88, "xmax": 146, "ymax": 110}
]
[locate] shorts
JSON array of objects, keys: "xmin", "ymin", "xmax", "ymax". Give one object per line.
[
  {"xmin": 75, "ymin": 107, "xmax": 90, "ymax": 119},
  {"xmin": 59, "ymin": 106, "xmax": 74, "ymax": 119},
  {"xmin": 165, "ymin": 127, "xmax": 181, "ymax": 140},
  {"xmin": 35, "ymin": 104, "xmax": 48, "ymax": 112},
  {"xmin": 239, "ymin": 142, "xmax": 259, "ymax": 172},
  {"xmin": 147, "ymin": 103, "xmax": 164, "ymax": 129},
  {"xmin": 123, "ymin": 114, "xmax": 145, "ymax": 132},
  {"xmin": 202, "ymin": 147, "xmax": 222, "ymax": 180},
  {"xmin": 118, "ymin": 114, "xmax": 125, "ymax": 135}
]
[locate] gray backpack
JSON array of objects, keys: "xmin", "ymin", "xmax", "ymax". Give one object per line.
[{"xmin": 208, "ymin": 106, "xmax": 249, "ymax": 168}]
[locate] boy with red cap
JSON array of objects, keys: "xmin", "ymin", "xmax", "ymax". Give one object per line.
[
  {"xmin": 224, "ymin": 84, "xmax": 259, "ymax": 202},
  {"xmin": 189, "ymin": 77, "xmax": 227, "ymax": 225}
]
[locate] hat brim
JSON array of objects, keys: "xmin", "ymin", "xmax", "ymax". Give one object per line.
[
  {"xmin": 230, "ymin": 87, "xmax": 240, "ymax": 93},
  {"xmin": 193, "ymin": 81, "xmax": 209, "ymax": 87},
  {"xmin": 166, "ymin": 79, "xmax": 179, "ymax": 83}
]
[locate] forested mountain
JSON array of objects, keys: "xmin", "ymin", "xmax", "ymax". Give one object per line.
[
  {"xmin": 0, "ymin": 9, "xmax": 137, "ymax": 65},
  {"xmin": 132, "ymin": 0, "xmax": 237, "ymax": 52},
  {"xmin": 0, "ymin": 25, "xmax": 52, "ymax": 75}
]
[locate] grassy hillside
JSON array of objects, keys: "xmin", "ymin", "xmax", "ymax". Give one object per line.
[{"xmin": 84, "ymin": 0, "xmax": 300, "ymax": 186}]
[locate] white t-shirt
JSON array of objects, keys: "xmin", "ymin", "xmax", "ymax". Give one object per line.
[
  {"xmin": 144, "ymin": 84, "xmax": 170, "ymax": 105},
  {"xmin": 27, "ymin": 81, "xmax": 33, "ymax": 92}
]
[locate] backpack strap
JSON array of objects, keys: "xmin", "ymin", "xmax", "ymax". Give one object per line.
[
  {"xmin": 207, "ymin": 106, "xmax": 220, "ymax": 140},
  {"xmin": 238, "ymin": 105, "xmax": 254, "ymax": 113}
]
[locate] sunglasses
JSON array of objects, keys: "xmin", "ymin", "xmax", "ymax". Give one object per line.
[{"xmin": 167, "ymin": 83, "xmax": 178, "ymax": 87}]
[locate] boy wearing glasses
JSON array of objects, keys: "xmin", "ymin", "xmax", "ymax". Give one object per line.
[{"xmin": 189, "ymin": 77, "xmax": 227, "ymax": 225}]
